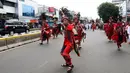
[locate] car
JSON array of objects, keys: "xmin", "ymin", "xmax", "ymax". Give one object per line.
[{"xmin": 0, "ymin": 20, "xmax": 30, "ymax": 36}]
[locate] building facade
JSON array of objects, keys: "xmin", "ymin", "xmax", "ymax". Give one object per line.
[
  {"xmin": 0, "ymin": 0, "xmax": 18, "ymax": 19},
  {"xmin": 17, "ymin": 0, "xmax": 38, "ymax": 22},
  {"xmin": 37, "ymin": 5, "xmax": 60, "ymax": 26},
  {"xmin": 112, "ymin": 0, "xmax": 130, "ymax": 21},
  {"xmin": 0, "ymin": 0, "xmax": 60, "ymax": 23}
]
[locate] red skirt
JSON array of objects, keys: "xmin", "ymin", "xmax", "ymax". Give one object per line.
[
  {"xmin": 111, "ymin": 33, "xmax": 118, "ymax": 42},
  {"xmin": 40, "ymin": 31, "xmax": 51, "ymax": 41},
  {"xmin": 92, "ymin": 25, "xmax": 96, "ymax": 29},
  {"xmin": 112, "ymin": 34, "xmax": 127, "ymax": 43}
]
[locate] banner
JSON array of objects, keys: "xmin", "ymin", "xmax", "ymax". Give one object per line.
[{"xmin": 48, "ymin": 7, "xmax": 55, "ymax": 13}]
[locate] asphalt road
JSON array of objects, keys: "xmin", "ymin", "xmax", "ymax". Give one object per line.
[{"xmin": 0, "ymin": 30, "xmax": 130, "ymax": 73}]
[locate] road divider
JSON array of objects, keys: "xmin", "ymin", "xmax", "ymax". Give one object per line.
[{"xmin": 0, "ymin": 32, "xmax": 41, "ymax": 51}]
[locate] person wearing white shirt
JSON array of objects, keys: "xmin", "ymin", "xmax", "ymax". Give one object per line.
[
  {"xmin": 88, "ymin": 22, "xmax": 91, "ymax": 29},
  {"xmin": 125, "ymin": 24, "xmax": 129, "ymax": 38}
]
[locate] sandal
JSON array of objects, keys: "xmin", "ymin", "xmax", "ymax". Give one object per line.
[
  {"xmin": 40, "ymin": 43, "xmax": 43, "ymax": 45},
  {"xmin": 67, "ymin": 65, "xmax": 74, "ymax": 73},
  {"xmin": 61, "ymin": 64, "xmax": 69, "ymax": 67}
]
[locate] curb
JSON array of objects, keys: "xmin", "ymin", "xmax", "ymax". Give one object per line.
[
  {"xmin": 0, "ymin": 32, "xmax": 40, "ymax": 47},
  {"xmin": 0, "ymin": 32, "xmax": 40, "ymax": 41},
  {"xmin": 0, "ymin": 38, "xmax": 40, "ymax": 52}
]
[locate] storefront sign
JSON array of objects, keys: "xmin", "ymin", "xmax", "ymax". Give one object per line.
[
  {"xmin": 48, "ymin": 7, "xmax": 55, "ymax": 13},
  {"xmin": 22, "ymin": 4, "xmax": 35, "ymax": 17}
]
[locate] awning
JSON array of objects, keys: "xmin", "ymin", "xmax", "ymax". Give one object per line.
[
  {"xmin": 35, "ymin": 13, "xmax": 53, "ymax": 17},
  {"xmin": 30, "ymin": 19, "xmax": 38, "ymax": 23},
  {"xmin": 24, "ymin": 20, "xmax": 30, "ymax": 23},
  {"xmin": 127, "ymin": 14, "xmax": 130, "ymax": 17}
]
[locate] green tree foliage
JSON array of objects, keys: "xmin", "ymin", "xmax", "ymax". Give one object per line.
[{"xmin": 98, "ymin": 2, "xmax": 119, "ymax": 23}]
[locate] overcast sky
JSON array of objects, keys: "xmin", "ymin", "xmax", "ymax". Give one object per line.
[{"xmin": 34, "ymin": 0, "xmax": 112, "ymax": 19}]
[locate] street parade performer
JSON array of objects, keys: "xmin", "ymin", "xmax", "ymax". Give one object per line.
[
  {"xmin": 73, "ymin": 15, "xmax": 84, "ymax": 49},
  {"xmin": 59, "ymin": 7, "xmax": 80, "ymax": 73},
  {"xmin": 111, "ymin": 20, "xmax": 127, "ymax": 51},
  {"xmin": 80, "ymin": 20, "xmax": 87, "ymax": 42},
  {"xmin": 104, "ymin": 22, "xmax": 109, "ymax": 37},
  {"xmin": 52, "ymin": 17, "xmax": 59, "ymax": 39},
  {"xmin": 105, "ymin": 17, "xmax": 114, "ymax": 41},
  {"xmin": 91, "ymin": 20, "xmax": 96, "ymax": 31},
  {"xmin": 40, "ymin": 13, "xmax": 51, "ymax": 45}
]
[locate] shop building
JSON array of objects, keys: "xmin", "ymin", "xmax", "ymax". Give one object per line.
[
  {"xmin": 0, "ymin": 0, "xmax": 18, "ymax": 19},
  {"xmin": 112, "ymin": 0, "xmax": 130, "ymax": 21},
  {"xmin": 17, "ymin": 0, "xmax": 38, "ymax": 22},
  {"xmin": 37, "ymin": 5, "xmax": 60, "ymax": 26}
]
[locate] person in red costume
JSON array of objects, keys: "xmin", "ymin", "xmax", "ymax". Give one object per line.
[
  {"xmin": 106, "ymin": 18, "xmax": 114, "ymax": 41},
  {"xmin": 73, "ymin": 16, "xmax": 83, "ymax": 49},
  {"xmin": 80, "ymin": 20, "xmax": 87, "ymax": 41},
  {"xmin": 40, "ymin": 13, "xmax": 51, "ymax": 45},
  {"xmin": 52, "ymin": 17, "xmax": 59, "ymax": 39},
  {"xmin": 112, "ymin": 20, "xmax": 127, "ymax": 51},
  {"xmin": 104, "ymin": 22, "xmax": 109, "ymax": 37},
  {"xmin": 60, "ymin": 16, "xmax": 78, "ymax": 72},
  {"xmin": 91, "ymin": 20, "xmax": 96, "ymax": 31}
]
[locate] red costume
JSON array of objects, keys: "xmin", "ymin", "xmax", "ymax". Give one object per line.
[
  {"xmin": 52, "ymin": 23, "xmax": 59, "ymax": 38},
  {"xmin": 74, "ymin": 23, "xmax": 83, "ymax": 47},
  {"xmin": 92, "ymin": 23, "xmax": 96, "ymax": 31},
  {"xmin": 111, "ymin": 23, "xmax": 118, "ymax": 42},
  {"xmin": 111, "ymin": 22, "xmax": 127, "ymax": 49},
  {"xmin": 60, "ymin": 8, "xmax": 80, "ymax": 72},
  {"xmin": 73, "ymin": 16, "xmax": 84, "ymax": 48},
  {"xmin": 81, "ymin": 24, "xmax": 87, "ymax": 40},
  {"xmin": 61, "ymin": 24, "xmax": 75, "ymax": 66},
  {"xmin": 104, "ymin": 23, "xmax": 109, "ymax": 34},
  {"xmin": 106, "ymin": 22, "xmax": 114, "ymax": 40},
  {"xmin": 40, "ymin": 23, "xmax": 51, "ymax": 44},
  {"xmin": 104, "ymin": 17, "xmax": 115, "ymax": 41}
]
